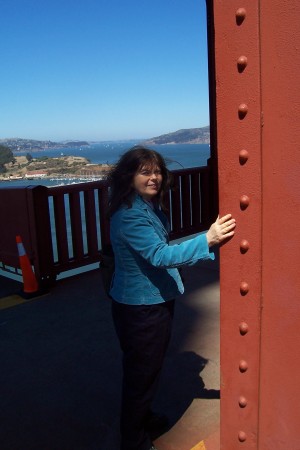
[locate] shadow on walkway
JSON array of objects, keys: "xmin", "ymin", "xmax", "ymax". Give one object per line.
[{"xmin": 0, "ymin": 258, "xmax": 220, "ymax": 450}]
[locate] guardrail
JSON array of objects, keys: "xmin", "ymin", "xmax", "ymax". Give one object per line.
[{"xmin": 0, "ymin": 166, "xmax": 213, "ymax": 287}]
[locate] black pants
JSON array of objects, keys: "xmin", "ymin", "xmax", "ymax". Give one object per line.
[{"xmin": 112, "ymin": 300, "xmax": 175, "ymax": 450}]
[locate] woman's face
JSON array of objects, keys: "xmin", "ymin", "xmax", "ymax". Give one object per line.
[{"xmin": 132, "ymin": 164, "xmax": 163, "ymax": 201}]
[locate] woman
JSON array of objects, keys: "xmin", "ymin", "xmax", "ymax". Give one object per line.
[{"xmin": 108, "ymin": 146, "xmax": 235, "ymax": 450}]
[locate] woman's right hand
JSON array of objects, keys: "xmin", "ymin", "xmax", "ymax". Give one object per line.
[{"xmin": 206, "ymin": 214, "xmax": 236, "ymax": 247}]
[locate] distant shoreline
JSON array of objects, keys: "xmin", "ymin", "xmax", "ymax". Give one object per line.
[{"xmin": 1, "ymin": 126, "xmax": 210, "ymax": 152}]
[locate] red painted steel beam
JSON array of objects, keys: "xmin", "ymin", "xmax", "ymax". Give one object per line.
[
  {"xmin": 213, "ymin": 1, "xmax": 262, "ymax": 448},
  {"xmin": 212, "ymin": 0, "xmax": 300, "ymax": 448},
  {"xmin": 258, "ymin": 0, "xmax": 300, "ymax": 448}
]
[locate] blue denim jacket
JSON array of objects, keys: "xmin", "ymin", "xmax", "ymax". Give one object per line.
[{"xmin": 109, "ymin": 194, "xmax": 215, "ymax": 305}]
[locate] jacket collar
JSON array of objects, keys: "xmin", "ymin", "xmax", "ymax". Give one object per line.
[
  {"xmin": 133, "ymin": 194, "xmax": 169, "ymax": 237},
  {"xmin": 133, "ymin": 193, "xmax": 155, "ymax": 209}
]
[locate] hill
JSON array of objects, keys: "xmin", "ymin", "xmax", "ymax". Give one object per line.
[{"xmin": 143, "ymin": 126, "xmax": 210, "ymax": 145}]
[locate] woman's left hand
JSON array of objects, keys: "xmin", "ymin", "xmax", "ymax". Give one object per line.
[{"xmin": 206, "ymin": 214, "xmax": 236, "ymax": 247}]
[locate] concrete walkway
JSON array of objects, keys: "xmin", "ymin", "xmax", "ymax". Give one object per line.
[{"xmin": 0, "ymin": 260, "xmax": 220, "ymax": 450}]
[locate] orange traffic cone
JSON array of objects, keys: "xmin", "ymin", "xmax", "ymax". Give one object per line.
[{"xmin": 16, "ymin": 235, "xmax": 39, "ymax": 298}]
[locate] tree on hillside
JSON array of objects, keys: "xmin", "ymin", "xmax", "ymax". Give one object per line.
[
  {"xmin": 26, "ymin": 152, "xmax": 33, "ymax": 162},
  {"xmin": 0, "ymin": 145, "xmax": 15, "ymax": 173}
]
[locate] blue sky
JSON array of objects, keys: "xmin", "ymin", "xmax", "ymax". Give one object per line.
[{"xmin": 1, "ymin": 0, "xmax": 209, "ymax": 142}]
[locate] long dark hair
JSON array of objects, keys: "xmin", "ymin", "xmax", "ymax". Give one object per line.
[{"xmin": 107, "ymin": 145, "xmax": 172, "ymax": 217}]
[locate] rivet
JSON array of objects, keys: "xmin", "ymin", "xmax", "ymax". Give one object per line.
[
  {"xmin": 238, "ymin": 103, "xmax": 248, "ymax": 119},
  {"xmin": 240, "ymin": 239, "xmax": 250, "ymax": 253},
  {"xmin": 236, "ymin": 8, "xmax": 246, "ymax": 25},
  {"xmin": 239, "ymin": 322, "xmax": 249, "ymax": 335},
  {"xmin": 237, "ymin": 55, "xmax": 248, "ymax": 72},
  {"xmin": 239, "ymin": 149, "xmax": 249, "ymax": 165},
  {"xmin": 238, "ymin": 431, "xmax": 247, "ymax": 442},
  {"xmin": 240, "ymin": 281, "xmax": 249, "ymax": 295},
  {"xmin": 239, "ymin": 360, "xmax": 248, "ymax": 372},
  {"xmin": 239, "ymin": 396, "xmax": 248, "ymax": 408},
  {"xmin": 240, "ymin": 194, "xmax": 250, "ymax": 210}
]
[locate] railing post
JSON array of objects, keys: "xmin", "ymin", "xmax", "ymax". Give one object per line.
[
  {"xmin": 84, "ymin": 189, "xmax": 99, "ymax": 258},
  {"xmin": 181, "ymin": 172, "xmax": 191, "ymax": 231},
  {"xmin": 26, "ymin": 186, "xmax": 55, "ymax": 287},
  {"xmin": 98, "ymin": 182, "xmax": 111, "ymax": 252},
  {"xmin": 69, "ymin": 191, "xmax": 84, "ymax": 260},
  {"xmin": 52, "ymin": 193, "xmax": 69, "ymax": 265},
  {"xmin": 170, "ymin": 173, "xmax": 181, "ymax": 234},
  {"xmin": 190, "ymin": 171, "xmax": 201, "ymax": 228}
]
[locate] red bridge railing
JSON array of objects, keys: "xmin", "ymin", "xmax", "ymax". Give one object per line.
[{"xmin": 0, "ymin": 166, "xmax": 213, "ymax": 287}]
